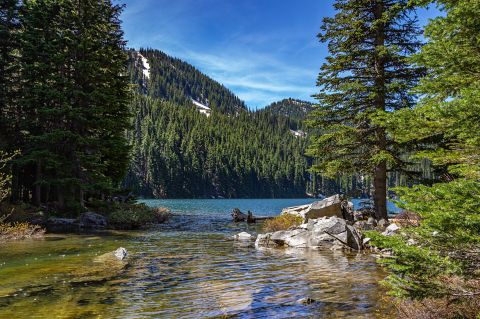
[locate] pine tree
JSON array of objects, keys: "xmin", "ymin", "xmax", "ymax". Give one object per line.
[
  {"xmin": 307, "ymin": 0, "xmax": 423, "ymax": 219},
  {"xmin": 16, "ymin": 0, "xmax": 130, "ymax": 211},
  {"xmin": 0, "ymin": 0, "xmax": 21, "ymax": 150},
  {"xmin": 369, "ymin": 0, "xmax": 480, "ymax": 305}
]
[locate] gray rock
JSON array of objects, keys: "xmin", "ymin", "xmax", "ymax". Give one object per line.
[
  {"xmin": 307, "ymin": 232, "xmax": 337, "ymax": 247},
  {"xmin": 282, "ymin": 195, "xmax": 344, "ymax": 221},
  {"xmin": 346, "ymin": 225, "xmax": 363, "ymax": 250},
  {"xmin": 381, "ymin": 223, "xmax": 400, "ymax": 236},
  {"xmin": 377, "ymin": 218, "xmax": 389, "ymax": 228},
  {"xmin": 324, "ymin": 218, "xmax": 348, "ymax": 235},
  {"xmin": 47, "ymin": 217, "xmax": 76, "ymax": 226},
  {"xmin": 308, "ymin": 216, "xmax": 345, "ymax": 234},
  {"xmin": 234, "ymin": 232, "xmax": 253, "ymax": 240},
  {"xmin": 367, "ymin": 217, "xmax": 377, "ymax": 226},
  {"xmin": 256, "ymin": 216, "xmax": 363, "ymax": 250},
  {"xmin": 113, "ymin": 247, "xmax": 128, "ymax": 260},
  {"xmin": 353, "ymin": 221, "xmax": 375, "ymax": 231},
  {"xmin": 78, "ymin": 212, "xmax": 107, "ymax": 228},
  {"xmin": 283, "ymin": 229, "xmax": 309, "ymax": 247},
  {"xmin": 255, "ymin": 233, "xmax": 272, "ymax": 247}
]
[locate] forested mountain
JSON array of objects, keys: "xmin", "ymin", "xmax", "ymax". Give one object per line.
[
  {"xmin": 123, "ymin": 48, "xmax": 345, "ymax": 198},
  {"xmin": 260, "ymin": 98, "xmax": 314, "ymax": 129},
  {"xmin": 128, "ymin": 48, "xmax": 246, "ymax": 115},
  {"xmin": 124, "ymin": 95, "xmax": 313, "ymax": 198},
  {"xmin": 123, "ymin": 48, "xmax": 428, "ymax": 199},
  {"xmin": 123, "ymin": 49, "xmax": 310, "ymax": 198}
]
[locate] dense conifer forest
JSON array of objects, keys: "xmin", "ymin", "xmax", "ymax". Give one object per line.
[
  {"xmin": 0, "ymin": 0, "xmax": 130, "ymax": 213},
  {"xmin": 123, "ymin": 49, "xmax": 418, "ymax": 199},
  {"xmin": 125, "ymin": 50, "xmax": 318, "ymax": 198}
]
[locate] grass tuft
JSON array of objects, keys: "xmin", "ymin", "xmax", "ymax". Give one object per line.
[
  {"xmin": 263, "ymin": 213, "xmax": 303, "ymax": 232},
  {"xmin": 0, "ymin": 221, "xmax": 45, "ymax": 242}
]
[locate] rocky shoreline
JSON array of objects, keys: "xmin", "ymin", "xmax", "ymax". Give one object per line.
[{"xmin": 233, "ymin": 194, "xmax": 402, "ymax": 252}]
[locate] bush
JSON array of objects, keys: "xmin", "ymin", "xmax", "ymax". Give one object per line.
[
  {"xmin": 263, "ymin": 214, "xmax": 303, "ymax": 232},
  {"xmin": 108, "ymin": 203, "xmax": 170, "ymax": 229}
]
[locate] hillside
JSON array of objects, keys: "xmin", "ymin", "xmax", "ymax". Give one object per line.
[
  {"xmin": 258, "ymin": 98, "xmax": 315, "ymax": 131},
  {"xmin": 128, "ymin": 48, "xmax": 246, "ymax": 115},
  {"xmin": 125, "ymin": 95, "xmax": 315, "ymax": 198},
  {"xmin": 123, "ymin": 49, "xmax": 345, "ymax": 198},
  {"xmin": 263, "ymin": 98, "xmax": 314, "ymax": 120}
]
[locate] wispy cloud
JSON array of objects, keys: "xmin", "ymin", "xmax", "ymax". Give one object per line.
[
  {"xmin": 121, "ymin": 0, "xmax": 322, "ymax": 108},
  {"xmin": 176, "ymin": 49, "xmax": 317, "ymax": 108}
]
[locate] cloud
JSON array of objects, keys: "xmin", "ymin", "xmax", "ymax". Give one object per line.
[
  {"xmin": 121, "ymin": 0, "xmax": 321, "ymax": 108},
  {"xmin": 176, "ymin": 49, "xmax": 317, "ymax": 108}
]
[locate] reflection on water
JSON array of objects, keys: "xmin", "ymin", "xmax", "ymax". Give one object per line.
[{"xmin": 0, "ymin": 199, "xmax": 393, "ymax": 318}]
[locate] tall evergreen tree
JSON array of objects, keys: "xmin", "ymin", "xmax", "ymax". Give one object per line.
[
  {"xmin": 369, "ymin": 0, "xmax": 480, "ymax": 306},
  {"xmin": 16, "ymin": 0, "xmax": 130, "ymax": 211},
  {"xmin": 307, "ymin": 0, "xmax": 423, "ymax": 219},
  {"xmin": 0, "ymin": 0, "xmax": 21, "ymax": 150}
]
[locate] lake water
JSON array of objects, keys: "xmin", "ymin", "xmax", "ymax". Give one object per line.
[{"xmin": 0, "ymin": 199, "xmax": 394, "ymax": 318}]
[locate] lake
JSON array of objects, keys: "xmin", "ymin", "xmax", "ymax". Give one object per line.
[{"xmin": 0, "ymin": 199, "xmax": 394, "ymax": 318}]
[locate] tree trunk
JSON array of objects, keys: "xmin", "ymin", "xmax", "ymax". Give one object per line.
[
  {"xmin": 79, "ymin": 188, "xmax": 85, "ymax": 208},
  {"xmin": 373, "ymin": 161, "xmax": 388, "ymax": 220},
  {"xmin": 34, "ymin": 160, "xmax": 42, "ymax": 206},
  {"xmin": 373, "ymin": 0, "xmax": 388, "ymax": 220},
  {"xmin": 57, "ymin": 188, "xmax": 65, "ymax": 211}
]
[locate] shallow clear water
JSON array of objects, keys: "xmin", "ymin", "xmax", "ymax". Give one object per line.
[{"xmin": 0, "ymin": 199, "xmax": 394, "ymax": 318}]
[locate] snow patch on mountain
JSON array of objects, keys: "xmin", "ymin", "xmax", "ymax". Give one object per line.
[
  {"xmin": 290, "ymin": 129, "xmax": 306, "ymax": 138},
  {"xmin": 192, "ymin": 99, "xmax": 211, "ymax": 117},
  {"xmin": 138, "ymin": 53, "xmax": 150, "ymax": 79}
]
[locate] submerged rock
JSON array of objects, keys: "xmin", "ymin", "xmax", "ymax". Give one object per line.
[
  {"xmin": 298, "ymin": 297, "xmax": 316, "ymax": 305},
  {"xmin": 234, "ymin": 232, "xmax": 253, "ymax": 240},
  {"xmin": 72, "ymin": 248, "xmax": 129, "ymax": 284},
  {"xmin": 78, "ymin": 212, "xmax": 107, "ymax": 228}
]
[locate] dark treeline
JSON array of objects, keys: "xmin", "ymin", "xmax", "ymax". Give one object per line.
[
  {"xmin": 124, "ymin": 95, "xmax": 312, "ymax": 198},
  {"xmin": 124, "ymin": 48, "xmax": 433, "ymax": 199},
  {"xmin": 0, "ymin": 0, "xmax": 130, "ymax": 214}
]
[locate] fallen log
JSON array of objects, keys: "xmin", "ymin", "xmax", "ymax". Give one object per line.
[
  {"xmin": 231, "ymin": 208, "xmax": 274, "ymax": 223},
  {"xmin": 232, "ymin": 208, "xmax": 247, "ymax": 222}
]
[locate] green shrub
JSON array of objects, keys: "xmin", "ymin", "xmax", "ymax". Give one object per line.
[
  {"xmin": 263, "ymin": 214, "xmax": 303, "ymax": 232},
  {"xmin": 108, "ymin": 203, "xmax": 170, "ymax": 229}
]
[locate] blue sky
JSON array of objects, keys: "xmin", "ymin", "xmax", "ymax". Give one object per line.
[{"xmin": 120, "ymin": 0, "xmax": 440, "ymax": 109}]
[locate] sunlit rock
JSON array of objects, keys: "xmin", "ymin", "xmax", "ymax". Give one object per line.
[
  {"xmin": 256, "ymin": 216, "xmax": 364, "ymax": 250},
  {"xmin": 233, "ymin": 232, "xmax": 252, "ymax": 240}
]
